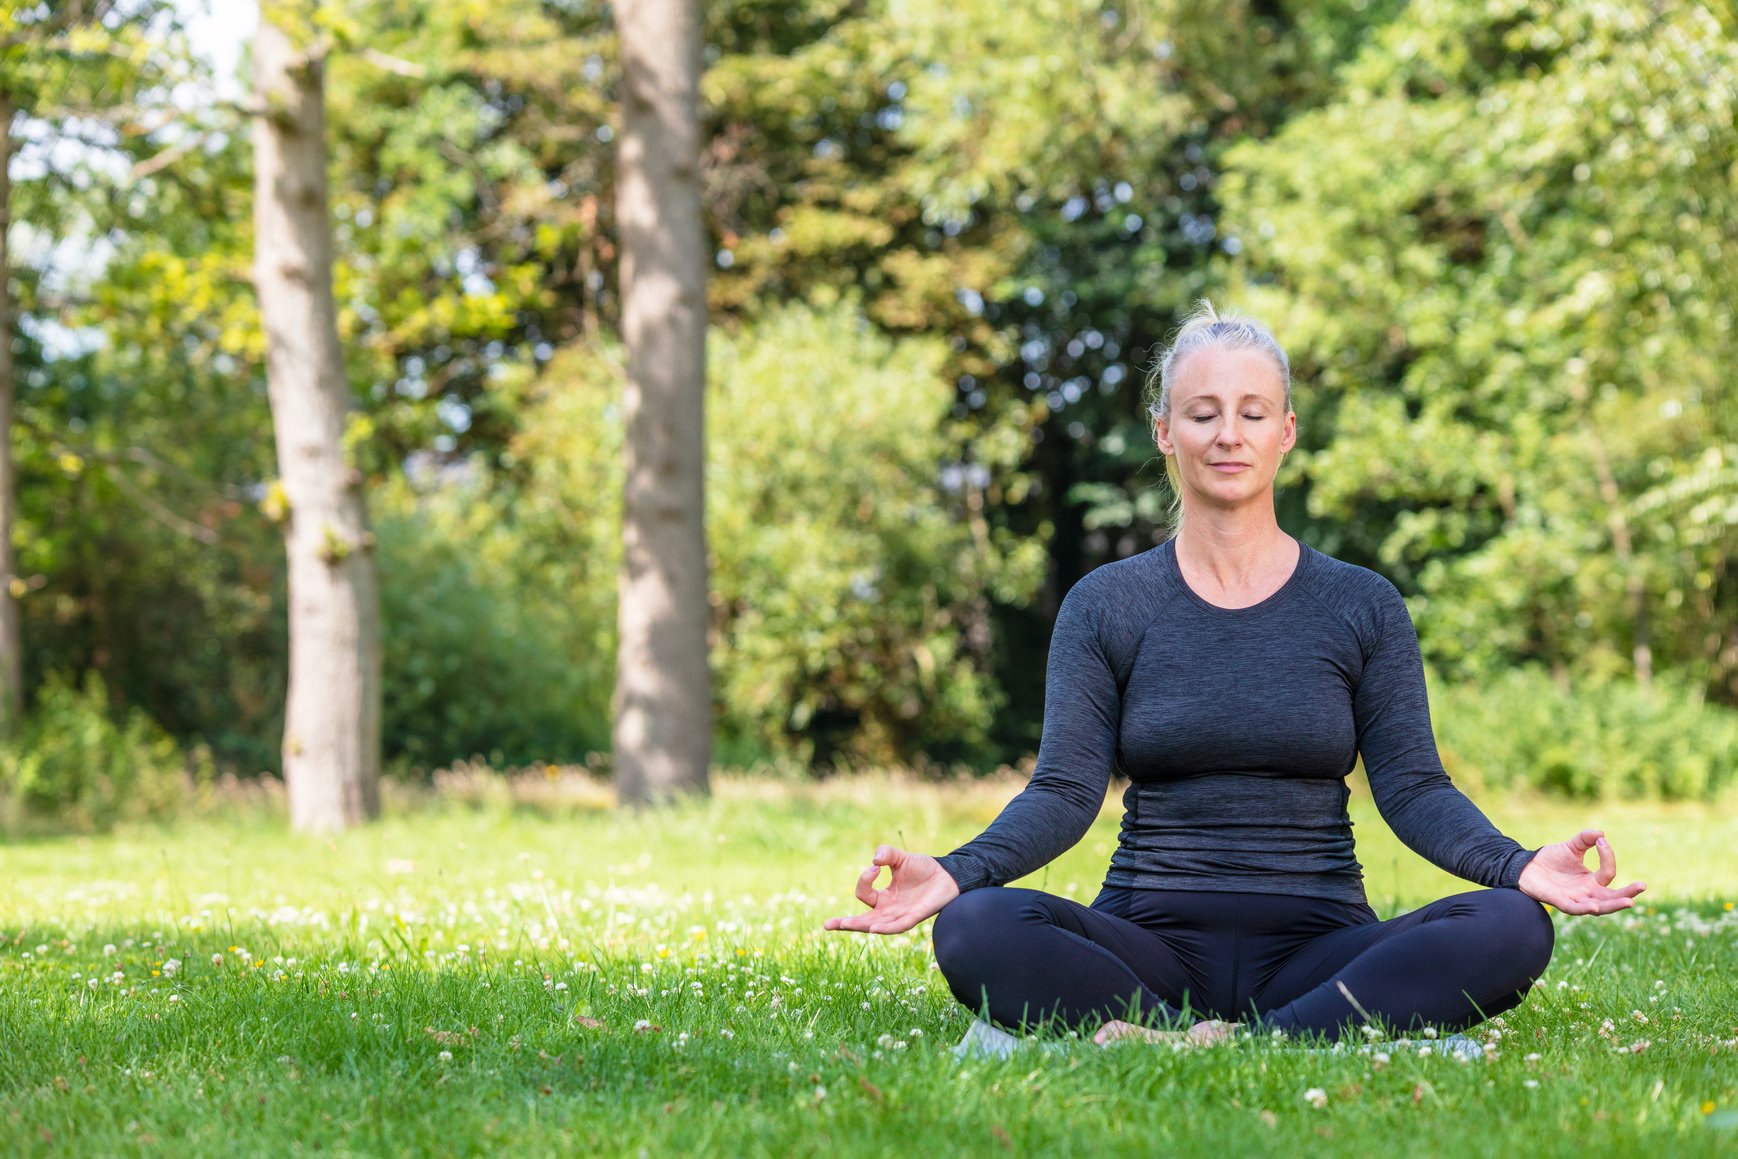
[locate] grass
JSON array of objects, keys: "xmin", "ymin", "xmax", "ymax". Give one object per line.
[{"xmin": 1, "ymin": 772, "xmax": 1735, "ymax": 1156}]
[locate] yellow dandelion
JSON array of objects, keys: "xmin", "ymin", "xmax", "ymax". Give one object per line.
[{"xmin": 1704, "ymin": 1102, "xmax": 1718, "ymax": 1115}]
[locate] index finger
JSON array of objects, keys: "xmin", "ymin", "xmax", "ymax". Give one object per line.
[{"xmin": 1594, "ymin": 836, "xmax": 1616, "ymax": 887}]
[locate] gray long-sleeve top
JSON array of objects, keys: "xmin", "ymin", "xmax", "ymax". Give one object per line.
[{"xmin": 935, "ymin": 538, "xmax": 1537, "ymax": 904}]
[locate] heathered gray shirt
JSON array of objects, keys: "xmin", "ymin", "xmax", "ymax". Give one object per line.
[{"xmin": 935, "ymin": 538, "xmax": 1536, "ymax": 904}]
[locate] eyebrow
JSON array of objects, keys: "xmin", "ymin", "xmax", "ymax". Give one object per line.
[{"xmin": 1185, "ymin": 394, "xmax": 1278, "ymax": 405}]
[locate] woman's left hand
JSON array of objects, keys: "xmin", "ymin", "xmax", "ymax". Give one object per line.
[{"xmin": 1517, "ymin": 829, "xmax": 1646, "ymax": 915}]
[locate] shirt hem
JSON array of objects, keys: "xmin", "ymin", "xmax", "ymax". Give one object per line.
[{"xmin": 1101, "ymin": 868, "xmax": 1370, "ymax": 905}]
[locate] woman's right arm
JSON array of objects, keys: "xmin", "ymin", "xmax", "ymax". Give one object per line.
[
  {"xmin": 933, "ymin": 577, "xmax": 1123, "ymax": 891},
  {"xmin": 824, "ymin": 578, "xmax": 1122, "ymax": 933}
]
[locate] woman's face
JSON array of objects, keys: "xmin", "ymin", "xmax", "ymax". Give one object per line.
[{"xmin": 1153, "ymin": 346, "xmax": 1296, "ymax": 513}]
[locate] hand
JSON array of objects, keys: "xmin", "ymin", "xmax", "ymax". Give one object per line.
[
  {"xmin": 1517, "ymin": 828, "xmax": 1646, "ymax": 916},
  {"xmin": 822, "ymin": 844, "xmax": 961, "ymax": 935}
]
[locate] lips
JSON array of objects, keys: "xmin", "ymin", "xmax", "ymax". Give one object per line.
[{"xmin": 1209, "ymin": 462, "xmax": 1250, "ymax": 472}]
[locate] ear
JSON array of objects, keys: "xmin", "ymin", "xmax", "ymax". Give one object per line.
[
  {"xmin": 1153, "ymin": 415, "xmax": 1174, "ymax": 456},
  {"xmin": 1279, "ymin": 411, "xmax": 1297, "ymax": 455}
]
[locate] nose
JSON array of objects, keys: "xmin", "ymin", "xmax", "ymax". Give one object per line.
[{"xmin": 1216, "ymin": 417, "xmax": 1243, "ymax": 448}]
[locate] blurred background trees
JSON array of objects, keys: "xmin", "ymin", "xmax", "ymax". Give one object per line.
[{"xmin": 1, "ymin": 0, "xmax": 1733, "ymax": 828}]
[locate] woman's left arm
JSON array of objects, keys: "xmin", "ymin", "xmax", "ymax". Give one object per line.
[{"xmin": 1354, "ymin": 580, "xmax": 1642, "ymax": 911}]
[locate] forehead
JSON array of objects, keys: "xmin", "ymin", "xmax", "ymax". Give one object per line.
[{"xmin": 1171, "ymin": 347, "xmax": 1287, "ymax": 406}]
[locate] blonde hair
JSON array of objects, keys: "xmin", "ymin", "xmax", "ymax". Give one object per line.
[{"xmin": 1145, "ymin": 300, "xmax": 1293, "ymax": 526}]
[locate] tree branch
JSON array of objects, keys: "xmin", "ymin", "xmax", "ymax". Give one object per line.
[{"xmin": 130, "ymin": 130, "xmax": 214, "ymax": 179}]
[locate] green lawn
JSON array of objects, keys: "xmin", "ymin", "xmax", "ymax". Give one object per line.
[{"xmin": 1, "ymin": 774, "xmax": 1735, "ymax": 1156}]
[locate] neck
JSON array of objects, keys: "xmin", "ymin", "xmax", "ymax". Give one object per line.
[{"xmin": 1172, "ymin": 504, "xmax": 1292, "ymax": 588}]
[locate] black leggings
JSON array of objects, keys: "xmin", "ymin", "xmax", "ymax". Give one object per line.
[{"xmin": 931, "ymin": 886, "xmax": 1554, "ymax": 1040}]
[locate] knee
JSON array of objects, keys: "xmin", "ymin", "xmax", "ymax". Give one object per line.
[
  {"xmin": 1483, "ymin": 888, "xmax": 1555, "ymax": 978},
  {"xmin": 931, "ymin": 888, "xmax": 1012, "ymax": 979}
]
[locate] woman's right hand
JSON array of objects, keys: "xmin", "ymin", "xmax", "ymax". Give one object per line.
[{"xmin": 823, "ymin": 844, "xmax": 961, "ymax": 935}]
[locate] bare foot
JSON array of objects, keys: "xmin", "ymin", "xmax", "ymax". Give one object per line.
[{"xmin": 1093, "ymin": 1019, "xmax": 1238, "ymax": 1047}]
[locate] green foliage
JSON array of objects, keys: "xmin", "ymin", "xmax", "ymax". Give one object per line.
[
  {"xmin": 374, "ymin": 473, "xmax": 611, "ymax": 771},
  {"xmin": 0, "ymin": 673, "xmax": 199, "ymax": 832},
  {"xmin": 506, "ymin": 304, "xmax": 1045, "ymax": 767},
  {"xmin": 1434, "ymin": 668, "xmax": 1738, "ymax": 801}
]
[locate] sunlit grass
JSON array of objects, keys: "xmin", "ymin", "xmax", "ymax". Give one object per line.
[{"xmin": 1, "ymin": 774, "xmax": 1734, "ymax": 1155}]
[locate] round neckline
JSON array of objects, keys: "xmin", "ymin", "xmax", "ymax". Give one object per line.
[{"xmin": 1162, "ymin": 535, "xmax": 1312, "ymax": 616}]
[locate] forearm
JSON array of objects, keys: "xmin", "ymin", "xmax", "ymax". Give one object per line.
[
  {"xmin": 935, "ymin": 774, "xmax": 1106, "ymax": 892},
  {"xmin": 1374, "ymin": 775, "xmax": 1536, "ymax": 888}
]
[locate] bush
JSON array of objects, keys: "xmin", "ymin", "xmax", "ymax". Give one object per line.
[
  {"xmin": 1433, "ymin": 668, "xmax": 1738, "ymax": 800},
  {"xmin": 375, "ymin": 471, "xmax": 613, "ymax": 771},
  {"xmin": 501, "ymin": 303, "xmax": 1045, "ymax": 768},
  {"xmin": 0, "ymin": 673, "xmax": 202, "ymax": 832}
]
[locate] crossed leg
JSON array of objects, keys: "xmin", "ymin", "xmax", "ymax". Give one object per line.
[
  {"xmin": 1250, "ymin": 887, "xmax": 1555, "ymax": 1036},
  {"xmin": 930, "ymin": 886, "xmax": 1554, "ymax": 1040},
  {"xmin": 931, "ymin": 887, "xmax": 1194, "ymax": 1031}
]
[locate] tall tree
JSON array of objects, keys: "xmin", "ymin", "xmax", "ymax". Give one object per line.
[
  {"xmin": 252, "ymin": 9, "xmax": 380, "ymax": 830},
  {"xmin": 613, "ymin": 0, "xmax": 711, "ymax": 804}
]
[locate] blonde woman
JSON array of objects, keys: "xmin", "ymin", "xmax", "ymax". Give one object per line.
[{"xmin": 825, "ymin": 303, "xmax": 1643, "ymax": 1047}]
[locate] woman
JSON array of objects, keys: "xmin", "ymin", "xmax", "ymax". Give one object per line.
[{"xmin": 823, "ymin": 303, "xmax": 1645, "ymax": 1046}]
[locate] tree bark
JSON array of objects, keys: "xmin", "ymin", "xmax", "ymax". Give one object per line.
[
  {"xmin": 0, "ymin": 89, "xmax": 22, "ymax": 736},
  {"xmin": 613, "ymin": 0, "xmax": 712, "ymax": 805},
  {"xmin": 252, "ymin": 19, "xmax": 381, "ymax": 830}
]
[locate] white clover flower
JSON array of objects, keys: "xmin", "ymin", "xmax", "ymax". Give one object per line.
[
  {"xmin": 438, "ymin": 1051, "xmax": 452, "ymax": 1062},
  {"xmin": 1303, "ymin": 1088, "xmax": 1328, "ymax": 1109}
]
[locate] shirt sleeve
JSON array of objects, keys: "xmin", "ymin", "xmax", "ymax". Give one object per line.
[
  {"xmin": 934, "ymin": 576, "xmax": 1119, "ymax": 892},
  {"xmin": 1355, "ymin": 579, "xmax": 1537, "ymax": 888}
]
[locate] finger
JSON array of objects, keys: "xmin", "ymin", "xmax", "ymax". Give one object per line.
[
  {"xmin": 874, "ymin": 844, "xmax": 902, "ymax": 868},
  {"xmin": 1595, "ymin": 837, "xmax": 1617, "ymax": 887},
  {"xmin": 1567, "ymin": 829, "xmax": 1601, "ymax": 858},
  {"xmin": 1583, "ymin": 895, "xmax": 1637, "ymax": 916},
  {"xmin": 853, "ymin": 864, "xmax": 883, "ymax": 909}
]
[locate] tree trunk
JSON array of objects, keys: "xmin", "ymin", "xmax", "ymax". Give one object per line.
[
  {"xmin": 613, "ymin": 0, "xmax": 712, "ymax": 805},
  {"xmin": 0, "ymin": 89, "xmax": 21, "ymax": 736},
  {"xmin": 252, "ymin": 19, "xmax": 381, "ymax": 831}
]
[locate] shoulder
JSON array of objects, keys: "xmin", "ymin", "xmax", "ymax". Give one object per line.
[
  {"xmin": 1062, "ymin": 543, "xmax": 1179, "ymax": 621},
  {"xmin": 1295, "ymin": 545, "xmax": 1415, "ymax": 648},
  {"xmin": 1300, "ymin": 545, "xmax": 1406, "ymax": 609},
  {"xmin": 1052, "ymin": 544, "xmax": 1181, "ymax": 658}
]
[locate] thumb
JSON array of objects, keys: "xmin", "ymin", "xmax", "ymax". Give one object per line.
[{"xmin": 874, "ymin": 844, "xmax": 902, "ymax": 867}]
